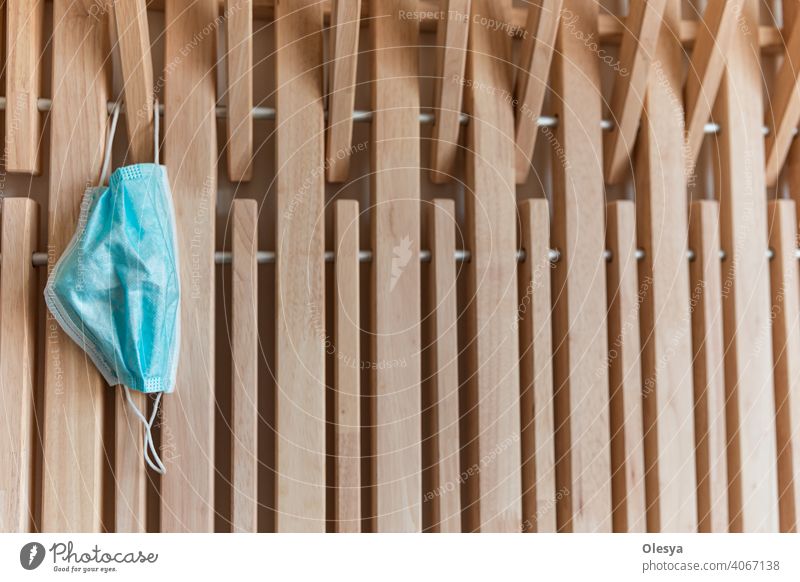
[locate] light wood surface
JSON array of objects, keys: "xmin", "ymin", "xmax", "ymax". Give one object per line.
[
  {"xmin": 429, "ymin": 0, "xmax": 470, "ymax": 184},
  {"xmin": 114, "ymin": 390, "xmax": 146, "ymax": 532},
  {"xmin": 0, "ymin": 198, "xmax": 38, "ymax": 532},
  {"xmin": 160, "ymin": 0, "xmax": 217, "ymax": 533},
  {"xmin": 42, "ymin": 0, "xmax": 110, "ymax": 532},
  {"xmin": 231, "ymin": 200, "xmax": 258, "ymax": 532},
  {"xmin": 550, "ymin": 0, "xmax": 611, "ymax": 533},
  {"xmin": 603, "ymin": 0, "xmax": 667, "ymax": 185},
  {"xmin": 513, "ymin": 0, "xmax": 561, "ymax": 185},
  {"xmin": 334, "ymin": 199, "xmax": 361, "ymax": 532},
  {"xmin": 274, "ymin": 0, "xmax": 326, "ymax": 532},
  {"xmin": 422, "ymin": 199, "xmax": 460, "ymax": 532},
  {"xmin": 688, "ymin": 201, "xmax": 729, "ymax": 533},
  {"xmin": 113, "ymin": 0, "xmax": 154, "ymax": 164},
  {"xmin": 225, "ymin": 0, "xmax": 253, "ymax": 182},
  {"xmin": 634, "ymin": 0, "xmax": 697, "ymax": 533},
  {"xmin": 768, "ymin": 200, "xmax": 800, "ymax": 532},
  {"xmin": 4, "ymin": 0, "xmax": 44, "ymax": 174},
  {"xmin": 460, "ymin": 0, "xmax": 522, "ymax": 533},
  {"xmin": 517, "ymin": 199, "xmax": 555, "ymax": 533},
  {"xmin": 605, "ymin": 201, "xmax": 646, "ymax": 533},
  {"xmin": 368, "ymin": 0, "xmax": 422, "ymax": 533},
  {"xmin": 326, "ymin": 0, "xmax": 361, "ymax": 183},
  {"xmin": 711, "ymin": 0, "xmax": 778, "ymax": 533}
]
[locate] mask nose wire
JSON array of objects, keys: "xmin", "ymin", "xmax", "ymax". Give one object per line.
[
  {"xmin": 98, "ymin": 100, "xmax": 122, "ymax": 187},
  {"xmin": 123, "ymin": 387, "xmax": 167, "ymax": 474}
]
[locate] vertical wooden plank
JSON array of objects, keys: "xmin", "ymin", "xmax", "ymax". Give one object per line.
[
  {"xmin": 423, "ymin": 199, "xmax": 460, "ymax": 532},
  {"xmin": 114, "ymin": 393, "xmax": 146, "ymax": 531},
  {"xmin": 550, "ymin": 0, "xmax": 611, "ymax": 532},
  {"xmin": 113, "ymin": 0, "xmax": 154, "ymax": 164},
  {"xmin": 326, "ymin": 0, "xmax": 360, "ymax": 183},
  {"xmin": 4, "ymin": 0, "xmax": 44, "ymax": 174},
  {"xmin": 274, "ymin": 0, "xmax": 326, "ymax": 532},
  {"xmin": 603, "ymin": 0, "xmax": 667, "ymax": 185},
  {"xmin": 605, "ymin": 201, "xmax": 646, "ymax": 532},
  {"xmin": 517, "ymin": 199, "xmax": 555, "ymax": 533},
  {"xmin": 460, "ymin": 0, "xmax": 521, "ymax": 533},
  {"xmin": 634, "ymin": 0, "xmax": 697, "ymax": 533},
  {"xmin": 231, "ymin": 200, "xmax": 258, "ymax": 532},
  {"xmin": 369, "ymin": 0, "xmax": 421, "ymax": 532},
  {"xmin": 711, "ymin": 0, "xmax": 778, "ymax": 533},
  {"xmin": 161, "ymin": 0, "xmax": 217, "ymax": 532},
  {"xmin": 334, "ymin": 200, "xmax": 360, "ymax": 532},
  {"xmin": 225, "ymin": 0, "xmax": 253, "ymax": 182},
  {"xmin": 513, "ymin": 0, "xmax": 561, "ymax": 184},
  {"xmin": 429, "ymin": 0, "xmax": 469, "ymax": 184},
  {"xmin": 0, "ymin": 198, "xmax": 38, "ymax": 532},
  {"xmin": 688, "ymin": 201, "xmax": 729, "ymax": 533},
  {"xmin": 42, "ymin": 0, "xmax": 110, "ymax": 532},
  {"xmin": 768, "ymin": 200, "xmax": 800, "ymax": 532}
]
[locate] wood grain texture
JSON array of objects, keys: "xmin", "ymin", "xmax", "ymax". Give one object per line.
[
  {"xmin": 517, "ymin": 199, "xmax": 555, "ymax": 533},
  {"xmin": 688, "ymin": 200, "xmax": 729, "ymax": 533},
  {"xmin": 605, "ymin": 201, "xmax": 646, "ymax": 533},
  {"xmin": 368, "ymin": 0, "xmax": 422, "ymax": 533},
  {"xmin": 231, "ymin": 200, "xmax": 258, "ymax": 532},
  {"xmin": 42, "ymin": 0, "xmax": 110, "ymax": 532},
  {"xmin": 225, "ymin": 0, "xmax": 253, "ymax": 181},
  {"xmin": 711, "ymin": 0, "xmax": 778, "ymax": 533},
  {"xmin": 429, "ymin": 0, "xmax": 470, "ymax": 184},
  {"xmin": 0, "ymin": 198, "xmax": 38, "ymax": 532},
  {"xmin": 460, "ymin": 0, "xmax": 522, "ymax": 533},
  {"xmin": 160, "ymin": 0, "xmax": 217, "ymax": 532},
  {"xmin": 513, "ymin": 0, "xmax": 561, "ymax": 184},
  {"xmin": 4, "ymin": 0, "xmax": 44, "ymax": 174},
  {"xmin": 274, "ymin": 0, "xmax": 326, "ymax": 532},
  {"xmin": 768, "ymin": 200, "xmax": 800, "ymax": 532},
  {"xmin": 334, "ymin": 199, "xmax": 360, "ymax": 532},
  {"xmin": 326, "ymin": 0, "xmax": 361, "ymax": 183},
  {"xmin": 634, "ymin": 0, "xmax": 697, "ymax": 533},
  {"xmin": 422, "ymin": 199, "xmax": 460, "ymax": 532},
  {"xmin": 550, "ymin": 0, "xmax": 611, "ymax": 533},
  {"xmin": 683, "ymin": 0, "xmax": 740, "ymax": 178},
  {"xmin": 113, "ymin": 0, "xmax": 154, "ymax": 164},
  {"xmin": 603, "ymin": 0, "xmax": 667, "ymax": 185},
  {"xmin": 114, "ymin": 390, "xmax": 146, "ymax": 532}
]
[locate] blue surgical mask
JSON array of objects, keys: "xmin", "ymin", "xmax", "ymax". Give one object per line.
[{"xmin": 44, "ymin": 101, "xmax": 179, "ymax": 474}]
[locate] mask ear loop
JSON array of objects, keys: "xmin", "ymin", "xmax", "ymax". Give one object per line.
[
  {"xmin": 153, "ymin": 97, "xmax": 160, "ymax": 165},
  {"xmin": 98, "ymin": 100, "xmax": 122, "ymax": 187},
  {"xmin": 123, "ymin": 387, "xmax": 167, "ymax": 474}
]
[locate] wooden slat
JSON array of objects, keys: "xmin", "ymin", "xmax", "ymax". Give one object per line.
[
  {"xmin": 765, "ymin": 13, "xmax": 800, "ymax": 187},
  {"xmin": 513, "ymin": 0, "xmax": 561, "ymax": 184},
  {"xmin": 274, "ymin": 0, "xmax": 326, "ymax": 532},
  {"xmin": 634, "ymin": 0, "xmax": 697, "ymax": 533},
  {"xmin": 42, "ymin": 0, "xmax": 110, "ymax": 532},
  {"xmin": 225, "ymin": 0, "xmax": 253, "ymax": 181},
  {"xmin": 4, "ymin": 0, "xmax": 44, "ymax": 174},
  {"xmin": 429, "ymin": 0, "xmax": 469, "ymax": 184},
  {"xmin": 605, "ymin": 201, "xmax": 646, "ymax": 533},
  {"xmin": 460, "ymin": 0, "xmax": 521, "ymax": 533},
  {"xmin": 114, "ymin": 392, "xmax": 146, "ymax": 532},
  {"xmin": 231, "ymin": 199, "xmax": 258, "ymax": 532},
  {"xmin": 517, "ymin": 199, "xmax": 555, "ymax": 533},
  {"xmin": 161, "ymin": 0, "xmax": 217, "ymax": 532},
  {"xmin": 683, "ymin": 0, "xmax": 740, "ymax": 178},
  {"xmin": 334, "ymin": 199, "xmax": 360, "ymax": 532},
  {"xmin": 711, "ymin": 0, "xmax": 778, "ymax": 532},
  {"xmin": 326, "ymin": 0, "xmax": 361, "ymax": 183},
  {"xmin": 688, "ymin": 200, "xmax": 729, "ymax": 533},
  {"xmin": 550, "ymin": 0, "xmax": 611, "ymax": 533},
  {"xmin": 603, "ymin": 0, "xmax": 667, "ymax": 185},
  {"xmin": 113, "ymin": 0, "xmax": 154, "ymax": 164},
  {"xmin": 422, "ymin": 199, "xmax": 460, "ymax": 532},
  {"xmin": 768, "ymin": 200, "xmax": 800, "ymax": 532},
  {"xmin": 0, "ymin": 198, "xmax": 38, "ymax": 532}
]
